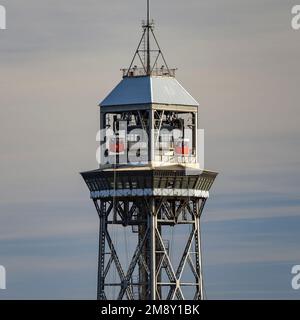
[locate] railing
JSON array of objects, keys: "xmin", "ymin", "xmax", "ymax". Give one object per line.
[
  {"xmin": 154, "ymin": 153, "xmax": 197, "ymax": 165},
  {"xmin": 121, "ymin": 67, "xmax": 177, "ymax": 78}
]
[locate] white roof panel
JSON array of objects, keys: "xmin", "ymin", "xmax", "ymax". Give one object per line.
[{"xmin": 100, "ymin": 76, "xmax": 199, "ymax": 107}]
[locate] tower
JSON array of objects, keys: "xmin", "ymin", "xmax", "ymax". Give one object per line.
[{"xmin": 81, "ymin": 1, "xmax": 218, "ymax": 300}]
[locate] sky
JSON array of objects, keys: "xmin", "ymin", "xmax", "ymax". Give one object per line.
[{"xmin": 0, "ymin": 0, "xmax": 300, "ymax": 299}]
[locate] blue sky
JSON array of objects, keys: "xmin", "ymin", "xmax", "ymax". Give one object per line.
[{"xmin": 0, "ymin": 0, "xmax": 300, "ymax": 299}]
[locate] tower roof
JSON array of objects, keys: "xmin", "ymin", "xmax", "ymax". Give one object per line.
[{"xmin": 100, "ymin": 76, "xmax": 199, "ymax": 107}]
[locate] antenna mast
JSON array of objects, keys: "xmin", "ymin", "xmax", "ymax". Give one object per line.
[
  {"xmin": 146, "ymin": 0, "xmax": 151, "ymax": 75},
  {"xmin": 124, "ymin": 0, "xmax": 174, "ymax": 78}
]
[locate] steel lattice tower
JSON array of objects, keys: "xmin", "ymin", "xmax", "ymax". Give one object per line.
[{"xmin": 81, "ymin": 0, "xmax": 217, "ymax": 300}]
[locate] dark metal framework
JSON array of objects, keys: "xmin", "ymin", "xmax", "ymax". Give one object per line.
[
  {"xmin": 122, "ymin": 0, "xmax": 176, "ymax": 78},
  {"xmin": 101, "ymin": 109, "xmax": 197, "ymax": 166},
  {"xmin": 81, "ymin": 168, "xmax": 218, "ymax": 300}
]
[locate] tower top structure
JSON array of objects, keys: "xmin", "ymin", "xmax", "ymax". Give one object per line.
[
  {"xmin": 81, "ymin": 0, "xmax": 218, "ymax": 300},
  {"xmin": 98, "ymin": 0, "xmax": 201, "ymax": 170},
  {"xmin": 100, "ymin": 0, "xmax": 198, "ymax": 108}
]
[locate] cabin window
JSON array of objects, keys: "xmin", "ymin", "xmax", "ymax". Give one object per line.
[
  {"xmin": 154, "ymin": 110, "xmax": 196, "ymax": 164},
  {"xmin": 102, "ymin": 110, "xmax": 150, "ymax": 165}
]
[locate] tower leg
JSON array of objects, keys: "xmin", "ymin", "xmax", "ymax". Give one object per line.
[
  {"xmin": 149, "ymin": 198, "xmax": 157, "ymax": 300},
  {"xmin": 94, "ymin": 200, "xmax": 107, "ymax": 300}
]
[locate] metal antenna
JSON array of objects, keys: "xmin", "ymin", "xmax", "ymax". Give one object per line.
[
  {"xmin": 146, "ymin": 0, "xmax": 151, "ymax": 75},
  {"xmin": 124, "ymin": 0, "xmax": 175, "ymax": 78}
]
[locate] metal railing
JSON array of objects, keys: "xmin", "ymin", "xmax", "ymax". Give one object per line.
[{"xmin": 121, "ymin": 67, "xmax": 176, "ymax": 78}]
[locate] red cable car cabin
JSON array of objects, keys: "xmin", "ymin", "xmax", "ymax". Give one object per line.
[
  {"xmin": 109, "ymin": 137, "xmax": 125, "ymax": 154},
  {"xmin": 175, "ymin": 139, "xmax": 190, "ymax": 155}
]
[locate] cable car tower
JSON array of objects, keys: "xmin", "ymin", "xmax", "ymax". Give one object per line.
[{"xmin": 81, "ymin": 0, "xmax": 218, "ymax": 300}]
